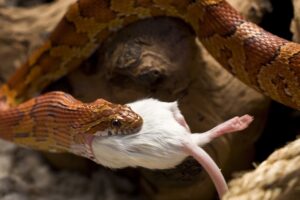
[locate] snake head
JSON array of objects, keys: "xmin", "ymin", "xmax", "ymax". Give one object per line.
[{"xmin": 85, "ymin": 99, "xmax": 143, "ymax": 136}]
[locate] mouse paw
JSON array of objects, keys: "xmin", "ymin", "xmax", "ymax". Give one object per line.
[{"xmin": 210, "ymin": 115, "xmax": 253, "ymax": 138}]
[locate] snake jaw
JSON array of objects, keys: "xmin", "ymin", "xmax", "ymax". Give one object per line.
[
  {"xmin": 94, "ymin": 130, "xmax": 109, "ymax": 137},
  {"xmin": 80, "ymin": 98, "xmax": 143, "ymax": 137},
  {"xmin": 94, "ymin": 126, "xmax": 142, "ymax": 137},
  {"xmin": 74, "ymin": 113, "xmax": 142, "ymax": 162},
  {"xmin": 70, "ymin": 134, "xmax": 96, "ymax": 161},
  {"xmin": 93, "ymin": 129, "xmax": 127, "ymax": 136},
  {"xmin": 105, "ymin": 104, "xmax": 143, "ymax": 135},
  {"xmin": 116, "ymin": 104, "xmax": 143, "ymax": 132}
]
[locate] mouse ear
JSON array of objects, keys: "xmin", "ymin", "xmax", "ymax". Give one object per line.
[
  {"xmin": 168, "ymin": 101, "xmax": 191, "ymax": 131},
  {"xmin": 167, "ymin": 101, "xmax": 178, "ymax": 109},
  {"xmin": 166, "ymin": 101, "xmax": 180, "ymax": 113}
]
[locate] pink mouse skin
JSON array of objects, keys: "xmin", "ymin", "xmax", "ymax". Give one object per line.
[{"xmin": 90, "ymin": 98, "xmax": 253, "ymax": 199}]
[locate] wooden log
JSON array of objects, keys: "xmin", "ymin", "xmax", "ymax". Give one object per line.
[{"xmin": 0, "ymin": 0, "xmax": 271, "ymax": 199}]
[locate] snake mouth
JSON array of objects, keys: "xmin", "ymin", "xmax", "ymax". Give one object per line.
[
  {"xmin": 94, "ymin": 127, "xmax": 141, "ymax": 137},
  {"xmin": 93, "ymin": 130, "xmax": 112, "ymax": 137}
]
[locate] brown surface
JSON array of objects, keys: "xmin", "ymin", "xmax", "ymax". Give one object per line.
[
  {"xmin": 0, "ymin": 0, "xmax": 272, "ymax": 199},
  {"xmin": 68, "ymin": 0, "xmax": 271, "ymax": 198}
]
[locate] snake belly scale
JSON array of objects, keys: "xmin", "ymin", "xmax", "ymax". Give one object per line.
[{"xmin": 0, "ymin": 0, "xmax": 299, "ymax": 155}]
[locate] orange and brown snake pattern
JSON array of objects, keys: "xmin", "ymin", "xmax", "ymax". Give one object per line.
[
  {"xmin": 0, "ymin": 0, "xmax": 299, "ymax": 156},
  {"xmin": 0, "ymin": 91, "xmax": 142, "ymax": 159}
]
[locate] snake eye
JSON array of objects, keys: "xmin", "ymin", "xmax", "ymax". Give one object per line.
[{"xmin": 111, "ymin": 119, "xmax": 122, "ymax": 128}]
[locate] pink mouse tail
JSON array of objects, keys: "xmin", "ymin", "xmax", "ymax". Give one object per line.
[
  {"xmin": 183, "ymin": 142, "xmax": 228, "ymax": 199},
  {"xmin": 185, "ymin": 115, "xmax": 253, "ymax": 198}
]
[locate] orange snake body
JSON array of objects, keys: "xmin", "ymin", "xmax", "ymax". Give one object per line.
[
  {"xmin": 0, "ymin": 91, "xmax": 142, "ymax": 158},
  {"xmin": 0, "ymin": 0, "xmax": 299, "ymax": 156}
]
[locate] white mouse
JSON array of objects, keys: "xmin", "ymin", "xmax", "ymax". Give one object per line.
[{"xmin": 89, "ymin": 98, "xmax": 253, "ymax": 198}]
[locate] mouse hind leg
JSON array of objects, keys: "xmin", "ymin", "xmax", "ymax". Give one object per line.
[{"xmin": 191, "ymin": 115, "xmax": 253, "ymax": 146}]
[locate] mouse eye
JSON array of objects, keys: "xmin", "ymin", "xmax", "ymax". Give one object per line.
[{"xmin": 111, "ymin": 119, "xmax": 122, "ymax": 128}]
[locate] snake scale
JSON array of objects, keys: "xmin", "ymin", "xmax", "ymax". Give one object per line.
[{"xmin": 0, "ymin": 0, "xmax": 299, "ymax": 157}]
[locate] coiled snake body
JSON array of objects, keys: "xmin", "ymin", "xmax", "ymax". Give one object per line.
[{"xmin": 0, "ymin": 0, "xmax": 299, "ymax": 157}]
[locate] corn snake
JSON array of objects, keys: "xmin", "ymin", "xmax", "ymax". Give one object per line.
[{"xmin": 0, "ymin": 0, "xmax": 299, "ymax": 158}]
